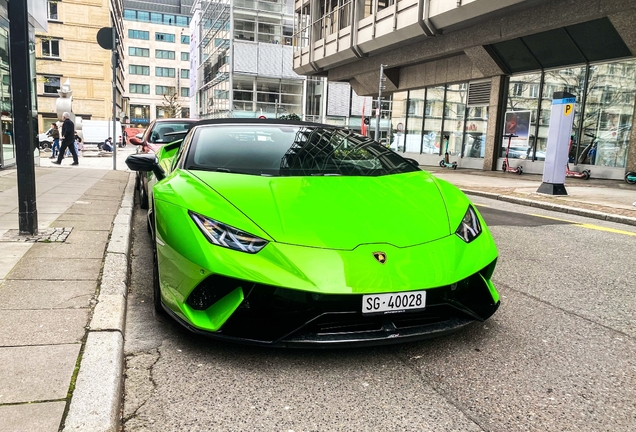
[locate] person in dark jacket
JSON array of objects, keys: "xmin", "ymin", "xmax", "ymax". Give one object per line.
[
  {"xmin": 48, "ymin": 123, "xmax": 60, "ymax": 158},
  {"xmin": 52, "ymin": 112, "xmax": 78, "ymax": 166}
]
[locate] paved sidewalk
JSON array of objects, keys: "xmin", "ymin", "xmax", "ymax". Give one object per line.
[
  {"xmin": 0, "ymin": 149, "xmax": 134, "ymax": 432},
  {"xmin": 429, "ymin": 167, "xmax": 636, "ymax": 221}
]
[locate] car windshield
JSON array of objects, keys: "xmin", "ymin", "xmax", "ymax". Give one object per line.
[
  {"xmin": 149, "ymin": 122, "xmax": 195, "ymax": 143},
  {"xmin": 185, "ymin": 125, "xmax": 419, "ymax": 177}
]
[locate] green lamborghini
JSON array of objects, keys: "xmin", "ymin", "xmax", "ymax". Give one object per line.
[{"xmin": 126, "ymin": 119, "xmax": 499, "ymax": 347}]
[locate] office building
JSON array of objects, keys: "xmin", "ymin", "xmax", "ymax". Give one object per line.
[
  {"xmin": 293, "ymin": 0, "xmax": 636, "ymax": 179},
  {"xmin": 35, "ymin": 0, "xmax": 125, "ymax": 132},
  {"xmin": 123, "ymin": 0, "xmax": 194, "ymax": 125}
]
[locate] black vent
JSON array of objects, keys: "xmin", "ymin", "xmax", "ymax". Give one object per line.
[{"xmin": 467, "ymin": 81, "xmax": 491, "ymax": 106}]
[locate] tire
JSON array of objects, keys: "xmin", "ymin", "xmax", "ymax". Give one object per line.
[
  {"xmin": 517, "ymin": 167, "xmax": 523, "ymax": 175},
  {"xmin": 439, "ymin": 160, "xmax": 445, "ymax": 168},
  {"xmin": 139, "ymin": 175, "xmax": 149, "ymax": 209},
  {"xmin": 582, "ymin": 171, "xmax": 590, "ymax": 180},
  {"xmin": 626, "ymin": 172, "xmax": 636, "ymax": 185},
  {"xmin": 452, "ymin": 163, "xmax": 458, "ymax": 170},
  {"xmin": 502, "ymin": 161, "xmax": 507, "ymax": 172}
]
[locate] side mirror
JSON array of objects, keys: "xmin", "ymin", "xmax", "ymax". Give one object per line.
[
  {"xmin": 125, "ymin": 153, "xmax": 165, "ymax": 181},
  {"xmin": 135, "ymin": 133, "xmax": 143, "ymax": 140},
  {"xmin": 404, "ymin": 158, "xmax": 420, "ymax": 168},
  {"xmin": 129, "ymin": 137, "xmax": 143, "ymax": 146}
]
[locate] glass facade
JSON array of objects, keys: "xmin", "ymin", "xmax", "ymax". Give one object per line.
[
  {"xmin": 504, "ymin": 58, "xmax": 636, "ymax": 168},
  {"xmin": 0, "ymin": 16, "xmax": 12, "ymax": 167}
]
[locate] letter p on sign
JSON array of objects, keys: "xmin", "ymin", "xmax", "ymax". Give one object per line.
[{"xmin": 564, "ymin": 104, "xmax": 573, "ymax": 116}]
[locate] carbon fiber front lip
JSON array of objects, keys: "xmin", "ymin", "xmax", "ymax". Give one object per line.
[{"xmin": 162, "ymin": 303, "xmax": 498, "ymax": 348}]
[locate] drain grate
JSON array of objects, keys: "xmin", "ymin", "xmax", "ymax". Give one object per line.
[{"xmin": 0, "ymin": 227, "xmax": 73, "ymax": 243}]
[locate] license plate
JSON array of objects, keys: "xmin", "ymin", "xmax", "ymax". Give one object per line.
[{"xmin": 362, "ymin": 290, "xmax": 426, "ymax": 314}]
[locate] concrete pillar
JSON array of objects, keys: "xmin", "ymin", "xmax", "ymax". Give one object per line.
[{"xmin": 482, "ymin": 75, "xmax": 507, "ymax": 171}]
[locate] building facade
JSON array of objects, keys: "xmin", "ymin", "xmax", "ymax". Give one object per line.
[
  {"xmin": 0, "ymin": 0, "xmax": 48, "ymax": 168},
  {"xmin": 293, "ymin": 0, "xmax": 636, "ymax": 179},
  {"xmin": 191, "ymin": 0, "xmax": 305, "ymax": 119},
  {"xmin": 123, "ymin": 0, "xmax": 194, "ymax": 125},
  {"xmin": 34, "ymin": 0, "xmax": 125, "ymax": 133}
]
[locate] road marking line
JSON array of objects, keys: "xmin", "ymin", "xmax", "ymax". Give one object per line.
[
  {"xmin": 474, "ymin": 203, "xmax": 490, "ymax": 207},
  {"xmin": 530, "ymin": 214, "xmax": 636, "ymax": 236},
  {"xmin": 577, "ymin": 224, "xmax": 636, "ymax": 236},
  {"xmin": 529, "ymin": 214, "xmax": 574, "ymax": 223}
]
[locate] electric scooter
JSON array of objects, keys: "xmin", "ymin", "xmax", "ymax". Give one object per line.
[
  {"xmin": 502, "ymin": 133, "xmax": 523, "ymax": 175},
  {"xmin": 438, "ymin": 134, "xmax": 458, "ymax": 170},
  {"xmin": 626, "ymin": 171, "xmax": 636, "ymax": 185},
  {"xmin": 566, "ymin": 138, "xmax": 590, "ymax": 180}
]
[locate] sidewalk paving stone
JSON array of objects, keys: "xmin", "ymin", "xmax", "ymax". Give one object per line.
[
  {"xmin": 0, "ymin": 402, "xmax": 66, "ymax": 432},
  {"xmin": 0, "ymin": 309, "xmax": 89, "ymax": 346},
  {"xmin": 0, "ymin": 280, "xmax": 95, "ymax": 310},
  {"xmin": 23, "ymin": 241, "xmax": 106, "ymax": 259},
  {"xmin": 6, "ymin": 257, "xmax": 102, "ymax": 281},
  {"xmin": 0, "ymin": 344, "xmax": 80, "ymax": 403}
]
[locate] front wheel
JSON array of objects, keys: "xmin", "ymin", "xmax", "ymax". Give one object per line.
[
  {"xmin": 439, "ymin": 160, "xmax": 445, "ymax": 168},
  {"xmin": 452, "ymin": 162, "xmax": 458, "ymax": 170},
  {"xmin": 626, "ymin": 172, "xmax": 636, "ymax": 185},
  {"xmin": 502, "ymin": 161, "xmax": 507, "ymax": 172},
  {"xmin": 582, "ymin": 170, "xmax": 591, "ymax": 180},
  {"xmin": 517, "ymin": 167, "xmax": 523, "ymax": 175}
]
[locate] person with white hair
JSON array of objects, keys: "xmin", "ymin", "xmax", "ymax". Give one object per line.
[{"xmin": 52, "ymin": 112, "xmax": 79, "ymax": 166}]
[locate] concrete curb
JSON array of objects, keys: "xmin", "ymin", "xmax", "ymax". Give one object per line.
[
  {"xmin": 463, "ymin": 189, "xmax": 636, "ymax": 227},
  {"xmin": 63, "ymin": 173, "xmax": 135, "ymax": 432}
]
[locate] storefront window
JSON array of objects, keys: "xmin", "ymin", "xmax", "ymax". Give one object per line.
[
  {"xmin": 464, "ymin": 106, "xmax": 488, "ymax": 158},
  {"xmin": 389, "ymin": 91, "xmax": 407, "ymax": 152},
  {"xmin": 405, "ymin": 89, "xmax": 424, "ymax": 152},
  {"xmin": 422, "ymin": 86, "xmax": 444, "ymax": 154},
  {"xmin": 575, "ymin": 59, "xmax": 636, "ymax": 167},
  {"xmin": 538, "ymin": 65, "xmax": 585, "ymax": 159},
  {"xmin": 443, "ymin": 84, "xmax": 467, "ymax": 156},
  {"xmin": 504, "ymin": 72, "xmax": 541, "ymax": 159}
]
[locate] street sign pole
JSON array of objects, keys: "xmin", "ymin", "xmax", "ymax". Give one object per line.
[
  {"xmin": 97, "ymin": 26, "xmax": 117, "ymax": 170},
  {"xmin": 9, "ymin": 0, "xmax": 38, "ymax": 234},
  {"xmin": 112, "ymin": 27, "xmax": 117, "ymax": 170}
]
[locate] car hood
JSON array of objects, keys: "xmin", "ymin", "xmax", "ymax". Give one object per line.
[{"xmin": 190, "ymin": 171, "xmax": 451, "ymax": 250}]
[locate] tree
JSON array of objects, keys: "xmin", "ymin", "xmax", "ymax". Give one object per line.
[
  {"xmin": 278, "ymin": 113, "xmax": 301, "ymax": 121},
  {"xmin": 161, "ymin": 91, "xmax": 182, "ymax": 118}
]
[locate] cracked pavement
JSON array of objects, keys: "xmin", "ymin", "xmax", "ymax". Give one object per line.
[{"xmin": 122, "ymin": 195, "xmax": 636, "ymax": 431}]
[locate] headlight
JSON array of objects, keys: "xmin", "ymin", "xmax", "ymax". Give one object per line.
[
  {"xmin": 455, "ymin": 206, "xmax": 482, "ymax": 243},
  {"xmin": 190, "ymin": 212, "xmax": 268, "ymax": 253}
]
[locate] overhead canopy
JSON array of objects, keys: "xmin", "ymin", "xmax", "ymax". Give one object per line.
[{"xmin": 487, "ymin": 18, "xmax": 632, "ymax": 73}]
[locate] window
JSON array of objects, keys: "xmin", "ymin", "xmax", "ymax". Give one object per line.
[
  {"xmin": 130, "ymin": 65, "xmax": 150, "ymax": 75},
  {"xmin": 181, "ymin": 35, "xmax": 190, "ymax": 44},
  {"xmin": 130, "ymin": 105, "xmax": 150, "ymax": 123},
  {"xmin": 156, "ymin": 85, "xmax": 176, "ymax": 95},
  {"xmin": 181, "ymin": 52, "xmax": 190, "ymax": 61},
  {"xmin": 163, "ymin": 15, "xmax": 176, "ymax": 25},
  {"xmin": 48, "ymin": 0, "xmax": 59, "ymax": 20},
  {"xmin": 528, "ymin": 84, "xmax": 539, "ymax": 98},
  {"xmin": 181, "ymin": 87, "xmax": 190, "ymax": 97},
  {"xmin": 182, "ymin": 107, "xmax": 190, "ymax": 118},
  {"xmin": 156, "ymin": 33, "xmax": 175, "ymax": 43},
  {"xmin": 512, "ymin": 83, "xmax": 524, "ymax": 97},
  {"xmin": 124, "ymin": 9, "xmax": 136, "ymax": 20},
  {"xmin": 43, "ymin": 76, "xmax": 60, "ymax": 94},
  {"xmin": 156, "ymin": 107, "xmax": 167, "ymax": 119},
  {"xmin": 151, "ymin": 13, "xmax": 162, "ymax": 23},
  {"xmin": 181, "ymin": 69, "xmax": 190, "ymax": 79},
  {"xmin": 128, "ymin": 29, "xmax": 149, "ymax": 40},
  {"xmin": 156, "ymin": 49, "xmax": 175, "ymax": 60},
  {"xmin": 155, "ymin": 67, "xmax": 175, "ymax": 77},
  {"xmin": 129, "ymin": 47, "xmax": 149, "ymax": 57},
  {"xmin": 130, "ymin": 84, "xmax": 150, "ymax": 94},
  {"xmin": 176, "ymin": 16, "xmax": 189, "ymax": 26},
  {"xmin": 138, "ymin": 11, "xmax": 149, "ymax": 22},
  {"xmin": 41, "ymin": 39, "xmax": 60, "ymax": 58}
]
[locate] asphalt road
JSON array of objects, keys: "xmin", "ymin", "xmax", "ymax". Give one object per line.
[{"xmin": 122, "ymin": 195, "xmax": 636, "ymax": 432}]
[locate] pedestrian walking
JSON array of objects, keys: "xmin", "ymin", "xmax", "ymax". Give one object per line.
[
  {"xmin": 48, "ymin": 123, "xmax": 60, "ymax": 159},
  {"xmin": 52, "ymin": 112, "xmax": 78, "ymax": 166}
]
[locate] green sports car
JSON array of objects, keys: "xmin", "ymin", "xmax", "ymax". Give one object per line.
[{"xmin": 126, "ymin": 119, "xmax": 499, "ymax": 347}]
